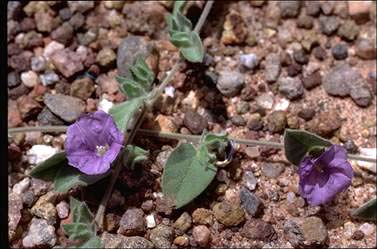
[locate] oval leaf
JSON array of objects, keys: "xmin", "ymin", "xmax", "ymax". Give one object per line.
[
  {"xmin": 284, "ymin": 129, "xmax": 332, "ymax": 166},
  {"xmin": 351, "ymin": 198, "xmax": 377, "ymax": 221},
  {"xmin": 162, "ymin": 143, "xmax": 217, "ymax": 208},
  {"xmin": 29, "ymin": 152, "xmax": 67, "ymax": 180},
  {"xmin": 180, "ymin": 31, "xmax": 204, "ymax": 63},
  {"xmin": 109, "ymin": 97, "xmax": 144, "ymax": 132}
]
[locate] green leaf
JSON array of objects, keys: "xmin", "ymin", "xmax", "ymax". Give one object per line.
[
  {"xmin": 283, "ymin": 129, "xmax": 332, "ymax": 166},
  {"xmin": 123, "ymin": 145, "xmax": 149, "ymax": 169},
  {"xmin": 173, "ymin": 0, "xmax": 186, "ymax": 15},
  {"xmin": 54, "ymin": 166, "xmax": 109, "ymax": 193},
  {"xmin": 63, "ymin": 223, "xmax": 95, "ymax": 241},
  {"xmin": 351, "ymin": 198, "xmax": 377, "ymax": 221},
  {"xmin": 171, "ymin": 31, "xmax": 193, "ymax": 47},
  {"xmin": 175, "ymin": 12, "xmax": 192, "ymax": 32},
  {"xmin": 117, "ymin": 77, "xmax": 146, "ymax": 99},
  {"xmin": 162, "ymin": 133, "xmax": 230, "ymax": 209},
  {"xmin": 29, "ymin": 152, "xmax": 67, "ymax": 181},
  {"xmin": 63, "ymin": 198, "xmax": 101, "ymax": 249},
  {"xmin": 78, "ymin": 236, "xmax": 102, "ymax": 248},
  {"xmin": 109, "ymin": 97, "xmax": 144, "ymax": 132},
  {"xmin": 180, "ymin": 31, "xmax": 204, "ymax": 63}
]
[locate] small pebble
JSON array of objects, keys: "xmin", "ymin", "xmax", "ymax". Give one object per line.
[
  {"xmin": 56, "ymin": 201, "xmax": 69, "ymax": 219},
  {"xmin": 332, "ymin": 43, "xmax": 348, "ymax": 60},
  {"xmin": 192, "ymin": 225, "xmax": 211, "ymax": 247}
]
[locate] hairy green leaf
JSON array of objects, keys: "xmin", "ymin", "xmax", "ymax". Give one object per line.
[
  {"xmin": 29, "ymin": 152, "xmax": 67, "ymax": 181},
  {"xmin": 351, "ymin": 198, "xmax": 377, "ymax": 221},
  {"xmin": 179, "ymin": 31, "xmax": 204, "ymax": 63},
  {"xmin": 109, "ymin": 97, "xmax": 144, "ymax": 132},
  {"xmin": 173, "ymin": 0, "xmax": 186, "ymax": 15},
  {"xmin": 118, "ymin": 77, "xmax": 147, "ymax": 99},
  {"xmin": 30, "ymin": 152, "xmax": 109, "ymax": 193},
  {"xmin": 123, "ymin": 145, "xmax": 149, "ymax": 169},
  {"xmin": 63, "ymin": 198, "xmax": 101, "ymax": 248},
  {"xmin": 284, "ymin": 129, "xmax": 332, "ymax": 166},
  {"xmin": 162, "ymin": 133, "xmax": 229, "ymax": 208},
  {"xmin": 171, "ymin": 31, "xmax": 193, "ymax": 47}
]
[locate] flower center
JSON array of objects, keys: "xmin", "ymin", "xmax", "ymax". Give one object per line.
[
  {"xmin": 96, "ymin": 144, "xmax": 109, "ymax": 156},
  {"xmin": 314, "ymin": 163, "xmax": 325, "ymax": 173}
]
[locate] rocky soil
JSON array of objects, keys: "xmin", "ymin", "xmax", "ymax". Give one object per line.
[{"xmin": 8, "ymin": 1, "xmax": 376, "ymax": 248}]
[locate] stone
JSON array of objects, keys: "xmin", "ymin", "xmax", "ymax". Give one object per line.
[
  {"xmin": 262, "ymin": 163, "xmax": 284, "ymax": 178},
  {"xmin": 355, "ymin": 38, "xmax": 376, "ymax": 60},
  {"xmin": 240, "ymin": 187, "xmax": 263, "ymax": 217},
  {"xmin": 105, "ymin": 1, "xmax": 125, "ymax": 9},
  {"xmin": 302, "ymin": 71, "xmax": 322, "ymax": 89},
  {"xmin": 37, "ymin": 107, "xmax": 65, "ymax": 126},
  {"xmin": 8, "ymin": 1, "xmax": 21, "ymax": 20},
  {"xmin": 284, "ymin": 217, "xmax": 328, "ymax": 247},
  {"xmin": 221, "ymin": 10, "xmax": 248, "ymax": 45},
  {"xmin": 212, "ymin": 201, "xmax": 245, "ymax": 227},
  {"xmin": 8, "ymin": 100, "xmax": 22, "ymax": 128},
  {"xmin": 59, "ymin": 8, "xmax": 72, "ymax": 21},
  {"xmin": 231, "ymin": 115, "xmax": 246, "ymax": 126},
  {"xmin": 267, "ymin": 111, "xmax": 287, "ymax": 133},
  {"xmin": 97, "ymin": 47, "xmax": 116, "ymax": 67},
  {"xmin": 146, "ymin": 214, "xmax": 156, "ymax": 229},
  {"xmin": 17, "ymin": 95, "xmax": 41, "ymax": 120},
  {"xmin": 351, "ymin": 230, "xmax": 364, "ymax": 240},
  {"xmin": 297, "ymin": 14, "xmax": 314, "ymax": 29},
  {"xmin": 350, "ymin": 84, "xmax": 372, "ymax": 107},
  {"xmin": 9, "ymin": 50, "xmax": 33, "ymax": 72},
  {"xmin": 117, "ymin": 35, "xmax": 158, "ymax": 78},
  {"xmin": 8, "ymin": 71, "xmax": 21, "ymax": 88},
  {"xmin": 173, "ymin": 212, "xmax": 192, "ymax": 234},
  {"xmin": 359, "ymin": 223, "xmax": 375, "ymax": 236},
  {"xmin": 245, "ymin": 146, "xmax": 260, "ymax": 159},
  {"xmin": 256, "ymin": 93, "xmax": 274, "ymax": 110},
  {"xmin": 102, "ymin": 232, "xmax": 153, "ymax": 249},
  {"xmin": 183, "ymin": 111, "xmax": 208, "ymax": 134},
  {"xmin": 293, "ymin": 49, "xmax": 309, "ymax": 65},
  {"xmin": 22, "ymin": 191, "xmax": 37, "ymax": 208},
  {"xmin": 50, "ymin": 49, "xmax": 84, "ymax": 78},
  {"xmin": 306, "ymin": 1, "xmax": 321, "ymax": 16},
  {"xmin": 343, "ymin": 140, "xmax": 359, "ymax": 154},
  {"xmin": 30, "ymin": 178, "xmax": 51, "ymax": 196},
  {"xmin": 70, "ymin": 77, "xmax": 95, "ymax": 100},
  {"xmin": 306, "ymin": 111, "xmax": 342, "ymax": 137},
  {"xmin": 155, "ymin": 114, "xmax": 178, "ymax": 133},
  {"xmin": 192, "ymin": 208, "xmax": 213, "ymax": 226},
  {"xmin": 30, "ymin": 192, "xmax": 57, "ymax": 224},
  {"xmin": 247, "ymin": 113, "xmax": 263, "ymax": 131},
  {"xmin": 56, "ymin": 201, "xmax": 69, "ymax": 219},
  {"xmin": 217, "ymin": 70, "xmax": 245, "ymax": 97},
  {"xmin": 118, "ymin": 208, "xmax": 145, "ymax": 236},
  {"xmin": 265, "ymin": 53, "xmax": 281, "ymax": 83},
  {"xmin": 298, "ymin": 107, "xmax": 316, "ymax": 121},
  {"xmin": 105, "ymin": 213, "xmax": 120, "ymax": 232},
  {"xmin": 150, "ymin": 224, "xmax": 174, "ymax": 248},
  {"xmin": 278, "ymin": 1, "xmax": 301, "ymax": 18},
  {"xmin": 332, "ymin": 43, "xmax": 348, "ymax": 60},
  {"xmin": 193, "ymin": 225, "xmax": 211, "ymax": 247},
  {"xmin": 12, "ymin": 177, "xmax": 31, "ymax": 195},
  {"xmin": 240, "ymin": 53, "xmax": 259, "ymax": 70},
  {"xmin": 22, "ymin": 218, "xmax": 56, "ymax": 248},
  {"xmin": 174, "ymin": 235, "xmax": 189, "ymax": 247},
  {"xmin": 43, "ymin": 41, "xmax": 65, "ymax": 59},
  {"xmin": 278, "ymin": 76, "xmax": 304, "ymax": 100},
  {"xmin": 51, "ymin": 23, "xmax": 74, "ymax": 45},
  {"xmin": 44, "ymin": 93, "xmax": 85, "ymax": 122},
  {"xmin": 337, "ymin": 20, "xmax": 359, "ymax": 41},
  {"xmin": 243, "ymin": 171, "xmax": 258, "ymax": 190},
  {"xmin": 241, "ymin": 219, "xmax": 277, "ymax": 242},
  {"xmin": 122, "ymin": 2, "xmax": 167, "ymax": 36},
  {"xmin": 287, "ymin": 63, "xmax": 302, "ymax": 77},
  {"xmin": 320, "ymin": 1, "xmax": 335, "ymax": 15},
  {"xmin": 313, "ymin": 46, "xmax": 327, "ymax": 61},
  {"xmin": 40, "ymin": 71, "xmax": 59, "ymax": 86},
  {"xmin": 9, "ymin": 193, "xmax": 23, "ymax": 240},
  {"xmin": 67, "ymin": 1, "xmax": 94, "ymax": 13},
  {"xmin": 323, "ymin": 63, "xmax": 361, "ymax": 96},
  {"xmin": 319, "ymin": 15, "xmax": 339, "ymax": 35},
  {"xmin": 69, "ymin": 13, "xmax": 85, "ymax": 29},
  {"xmin": 31, "ymin": 56, "xmax": 47, "ymax": 72},
  {"xmin": 237, "ymin": 101, "xmax": 250, "ymax": 114},
  {"xmin": 348, "ymin": 1, "xmax": 371, "ymax": 24},
  {"xmin": 35, "ymin": 10, "xmax": 55, "ymax": 32}
]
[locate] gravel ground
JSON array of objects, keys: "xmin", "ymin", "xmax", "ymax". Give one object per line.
[{"xmin": 8, "ymin": 1, "xmax": 376, "ymax": 248}]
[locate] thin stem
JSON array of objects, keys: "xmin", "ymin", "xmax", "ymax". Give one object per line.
[
  {"xmin": 8, "ymin": 126, "xmax": 377, "ymax": 163},
  {"xmin": 193, "ymin": 0, "xmax": 214, "ymax": 33}
]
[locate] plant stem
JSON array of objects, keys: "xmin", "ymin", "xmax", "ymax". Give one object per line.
[
  {"xmin": 193, "ymin": 0, "xmax": 214, "ymax": 33},
  {"xmin": 8, "ymin": 126, "xmax": 377, "ymax": 163}
]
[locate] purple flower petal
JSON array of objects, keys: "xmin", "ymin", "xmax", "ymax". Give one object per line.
[
  {"xmin": 298, "ymin": 145, "xmax": 353, "ymax": 206},
  {"xmin": 65, "ymin": 111, "xmax": 123, "ymax": 175}
]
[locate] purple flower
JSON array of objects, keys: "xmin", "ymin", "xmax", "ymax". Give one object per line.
[
  {"xmin": 65, "ymin": 111, "xmax": 123, "ymax": 175},
  {"xmin": 298, "ymin": 145, "xmax": 354, "ymax": 206}
]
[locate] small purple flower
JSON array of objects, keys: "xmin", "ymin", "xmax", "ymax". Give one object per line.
[
  {"xmin": 65, "ymin": 111, "xmax": 123, "ymax": 175},
  {"xmin": 298, "ymin": 145, "xmax": 354, "ymax": 206}
]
